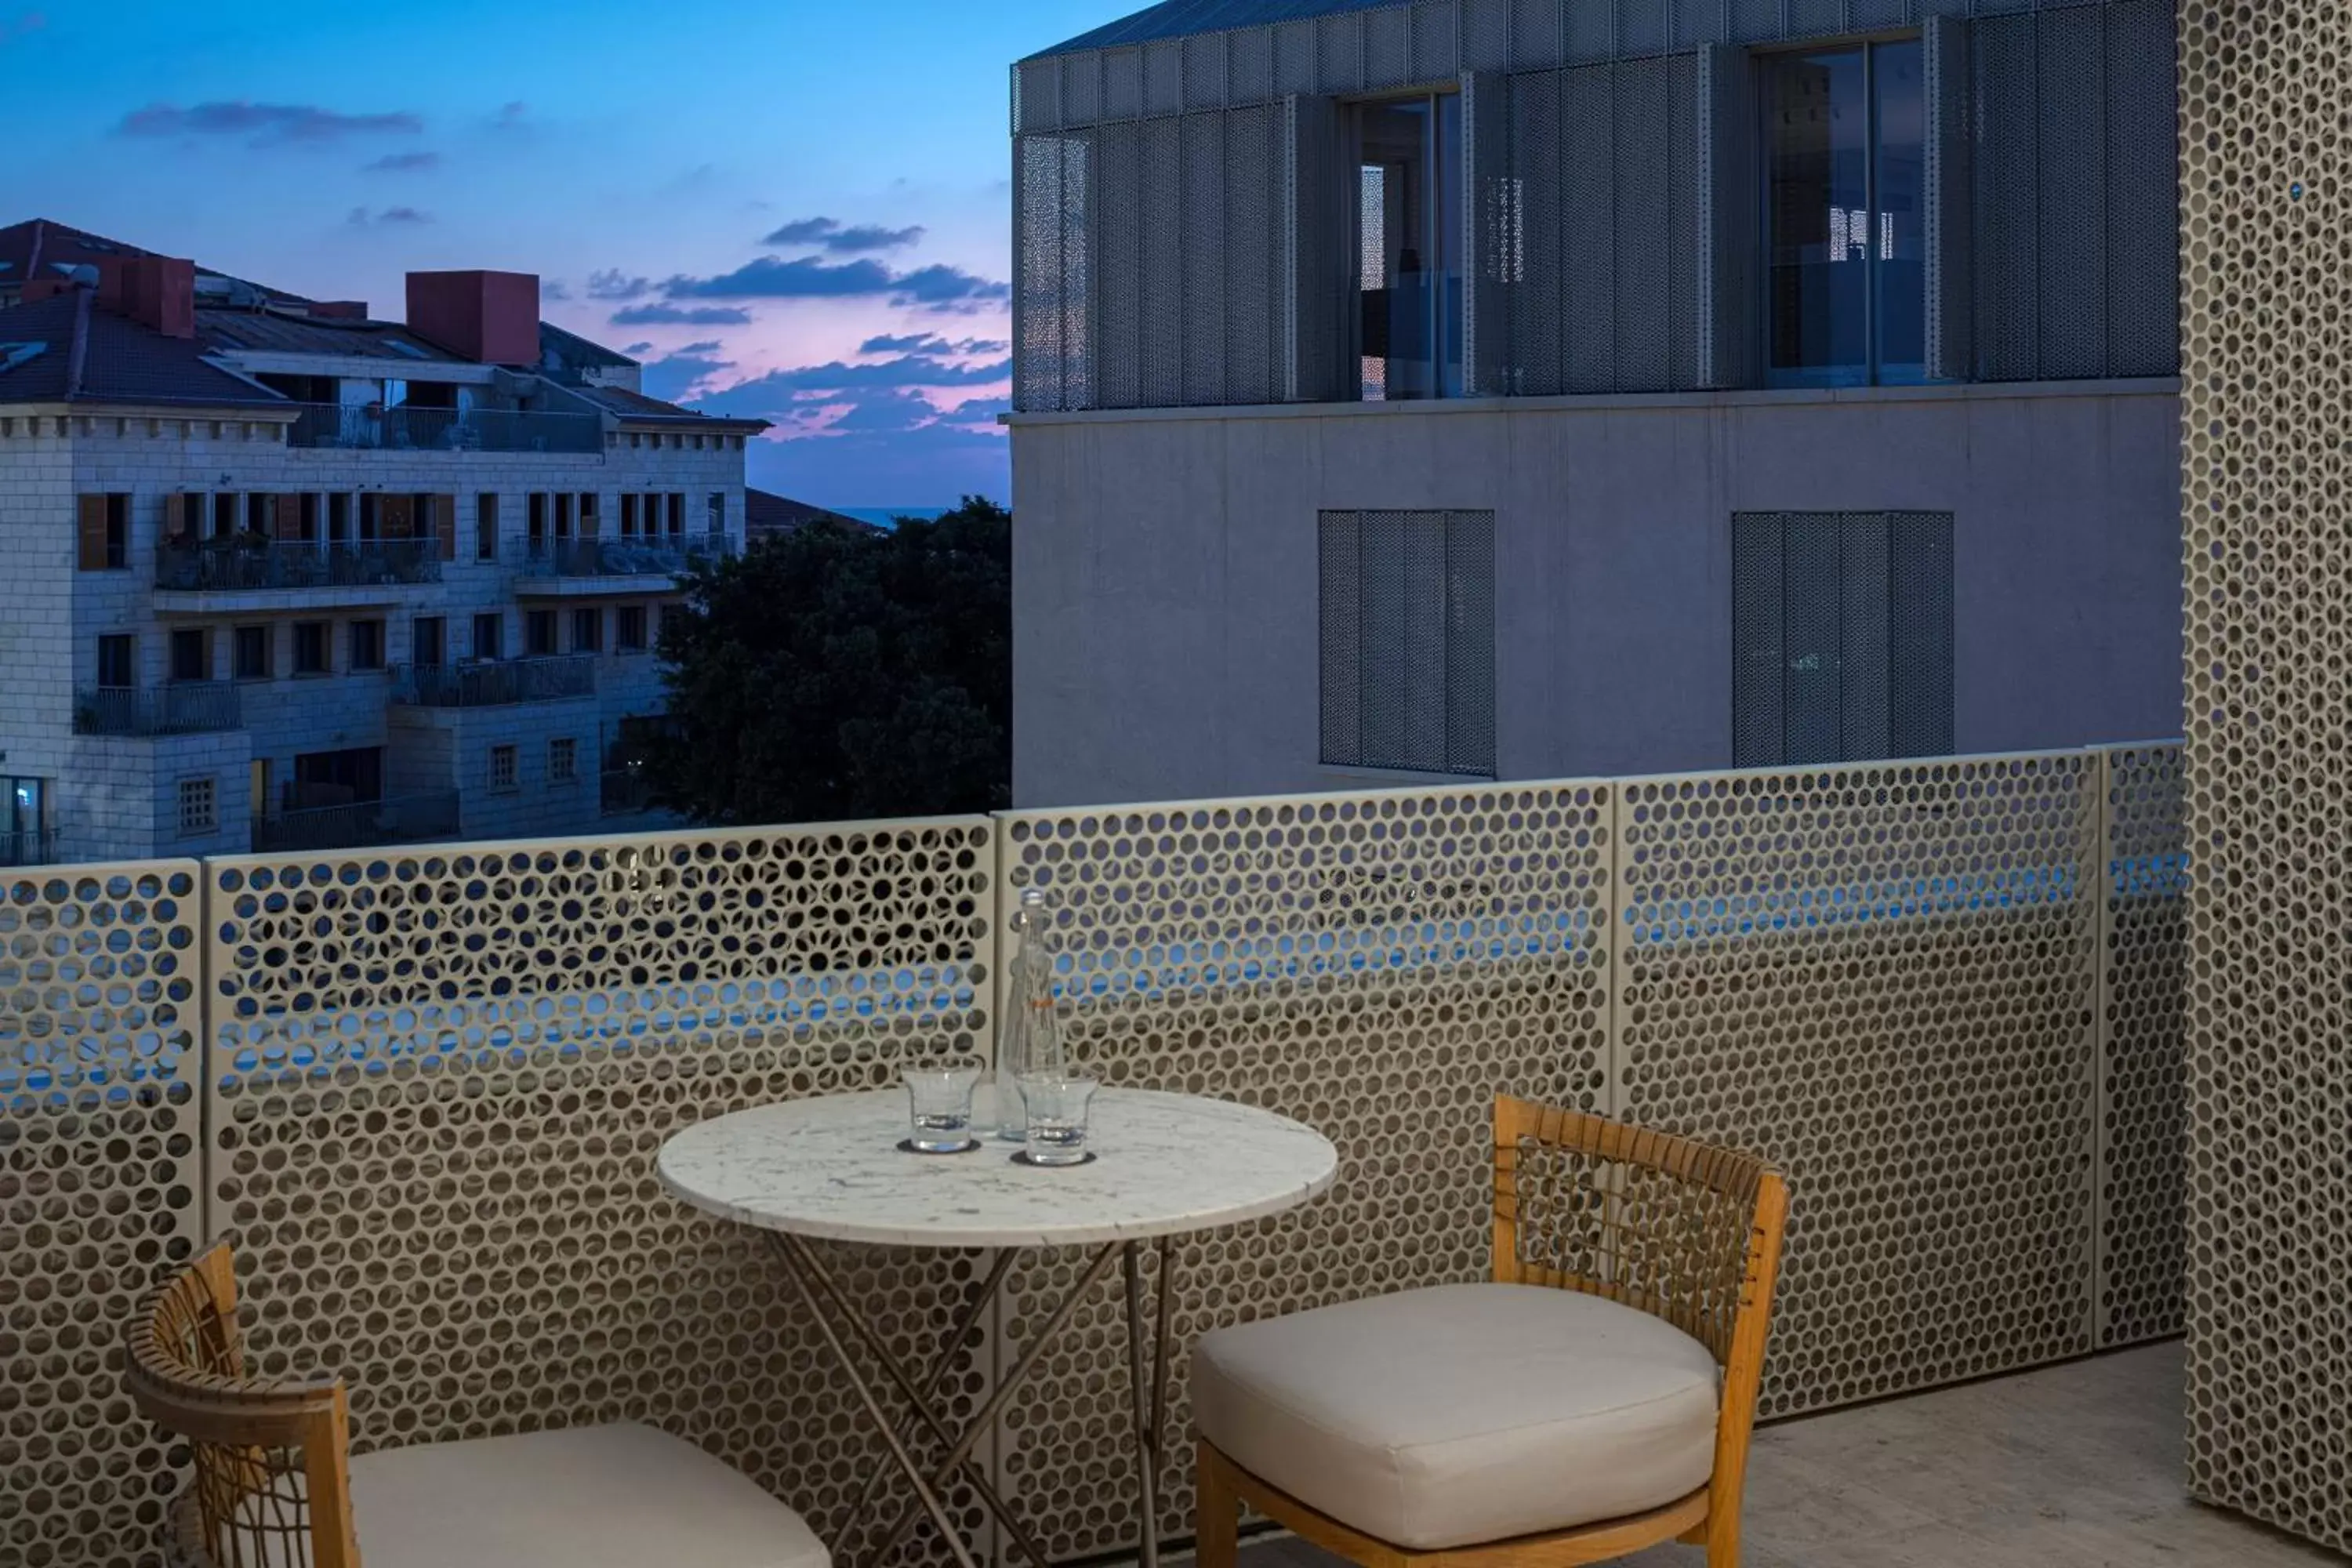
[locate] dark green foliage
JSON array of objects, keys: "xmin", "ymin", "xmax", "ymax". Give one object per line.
[{"xmin": 649, "ymin": 498, "xmax": 1011, "ymax": 824}]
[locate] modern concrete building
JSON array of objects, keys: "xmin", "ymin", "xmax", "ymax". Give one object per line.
[
  {"xmin": 0, "ymin": 220, "xmax": 766, "ymax": 863},
  {"xmin": 1006, "ymin": 0, "xmax": 2183, "ymax": 808}
]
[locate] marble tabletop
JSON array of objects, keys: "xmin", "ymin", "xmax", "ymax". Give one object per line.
[{"xmin": 657, "ymin": 1087, "xmax": 1339, "ymax": 1248}]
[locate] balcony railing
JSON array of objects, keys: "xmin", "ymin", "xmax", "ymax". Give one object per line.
[
  {"xmin": 390, "ymin": 655, "xmax": 596, "ymax": 708},
  {"xmin": 73, "ymin": 681, "xmax": 241, "ymax": 736},
  {"xmin": 514, "ymin": 532, "xmax": 734, "ymax": 578},
  {"xmin": 156, "ymin": 539, "xmax": 441, "ymax": 592},
  {"xmin": 285, "ymin": 403, "xmax": 603, "ymax": 455},
  {"xmin": 0, "ymin": 829, "xmax": 55, "ymax": 868},
  {"xmin": 0, "ymin": 739, "xmax": 2192, "ymax": 1568},
  {"xmin": 250, "ymin": 791, "xmax": 461, "ymax": 854}
]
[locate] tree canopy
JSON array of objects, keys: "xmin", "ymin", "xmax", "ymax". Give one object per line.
[{"xmin": 648, "ymin": 498, "xmax": 1010, "ymax": 824}]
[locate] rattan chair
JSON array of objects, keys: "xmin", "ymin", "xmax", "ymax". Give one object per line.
[
  {"xmin": 125, "ymin": 1241, "xmax": 829, "ymax": 1568},
  {"xmin": 1193, "ymin": 1097, "xmax": 1789, "ymax": 1568}
]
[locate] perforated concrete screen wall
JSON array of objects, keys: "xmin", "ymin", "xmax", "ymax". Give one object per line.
[{"xmin": 2180, "ymin": 2, "xmax": 2352, "ymax": 1554}]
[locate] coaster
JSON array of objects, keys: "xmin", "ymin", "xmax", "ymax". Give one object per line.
[
  {"xmin": 897, "ymin": 1137, "xmax": 981, "ymax": 1156},
  {"xmin": 1010, "ymin": 1149, "xmax": 1098, "ymax": 1168}
]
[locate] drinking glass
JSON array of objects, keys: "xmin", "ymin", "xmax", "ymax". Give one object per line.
[
  {"xmin": 1018, "ymin": 1072, "xmax": 1098, "ymax": 1166},
  {"xmin": 902, "ymin": 1065, "xmax": 982, "ymax": 1152}
]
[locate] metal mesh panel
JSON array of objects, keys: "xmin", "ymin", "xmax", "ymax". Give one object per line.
[
  {"xmin": 2102, "ymin": 0, "xmax": 2179, "ymax": 376},
  {"xmin": 1889, "ymin": 510, "xmax": 1956, "ymax": 759},
  {"xmin": 1319, "ymin": 510, "xmax": 1497, "ymax": 775},
  {"xmin": 1697, "ymin": 42, "xmax": 1761, "ymax": 390},
  {"xmin": 1616, "ymin": 753, "xmax": 2103, "ymax": 1417},
  {"xmin": 1733, "ymin": 512, "xmax": 1956, "ymax": 768},
  {"xmin": 2036, "ymin": 6, "xmax": 2109, "ymax": 379},
  {"xmin": 1924, "ymin": 15, "xmax": 1976, "ymax": 382},
  {"xmin": 1015, "ymin": 134, "xmax": 1092, "ymax": 413},
  {"xmin": 1028, "ymin": 105, "xmax": 1294, "ymax": 412},
  {"xmin": 2098, "ymin": 742, "xmax": 2185, "ymax": 1348},
  {"xmin": 199, "ymin": 824, "xmax": 997, "ymax": 1559},
  {"xmin": 1731, "ymin": 512, "xmax": 1786, "ymax": 769},
  {"xmin": 1497, "ymin": 56, "xmax": 1700, "ymax": 396},
  {"xmin": 2181, "ymin": 3, "xmax": 2352, "ymax": 1552},
  {"xmin": 995, "ymin": 781, "xmax": 1617, "ymax": 1558},
  {"xmin": 1, "ymin": 861, "xmax": 205, "ymax": 1568},
  {"xmin": 1971, "ymin": 2, "xmax": 2180, "ymax": 381}
]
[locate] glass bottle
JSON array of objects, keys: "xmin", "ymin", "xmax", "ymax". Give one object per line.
[{"xmin": 994, "ymin": 887, "xmax": 1066, "ymax": 1141}]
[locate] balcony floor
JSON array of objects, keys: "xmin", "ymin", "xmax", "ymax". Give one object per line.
[{"xmin": 1236, "ymin": 1343, "xmax": 2335, "ymax": 1568}]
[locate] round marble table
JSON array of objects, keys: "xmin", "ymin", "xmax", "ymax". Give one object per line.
[{"xmin": 659, "ymin": 1088, "xmax": 1338, "ymax": 1568}]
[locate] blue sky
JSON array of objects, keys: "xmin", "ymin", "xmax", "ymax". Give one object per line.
[{"xmin": 1, "ymin": 1, "xmax": 1134, "ymax": 507}]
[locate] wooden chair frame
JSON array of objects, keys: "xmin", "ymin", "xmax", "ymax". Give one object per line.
[
  {"xmin": 1196, "ymin": 1096, "xmax": 1790, "ymax": 1568},
  {"xmin": 124, "ymin": 1242, "xmax": 363, "ymax": 1568}
]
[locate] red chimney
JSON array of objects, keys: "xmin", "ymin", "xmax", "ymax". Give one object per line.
[
  {"xmin": 405, "ymin": 270, "xmax": 541, "ymax": 365},
  {"xmin": 124, "ymin": 256, "xmax": 196, "ymax": 339}
]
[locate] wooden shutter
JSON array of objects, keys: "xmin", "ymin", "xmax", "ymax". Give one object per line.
[
  {"xmin": 273, "ymin": 494, "xmax": 303, "ymax": 541},
  {"xmin": 76, "ymin": 495, "xmax": 109, "ymax": 571},
  {"xmin": 380, "ymin": 494, "xmax": 415, "ymax": 539},
  {"xmin": 165, "ymin": 493, "xmax": 196, "ymax": 543},
  {"xmin": 437, "ymin": 495, "xmax": 458, "ymax": 561}
]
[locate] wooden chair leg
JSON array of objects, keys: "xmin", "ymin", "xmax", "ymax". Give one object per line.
[{"xmin": 1195, "ymin": 1439, "xmax": 1240, "ymax": 1568}]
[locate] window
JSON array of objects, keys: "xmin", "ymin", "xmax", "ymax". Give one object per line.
[
  {"xmin": 525, "ymin": 609, "xmax": 557, "ymax": 657},
  {"xmin": 555, "ymin": 493, "xmax": 575, "ymax": 539},
  {"xmin": 1764, "ymin": 40, "xmax": 1926, "ymax": 386},
  {"xmin": 292, "ymin": 621, "xmax": 328, "ymax": 675},
  {"xmin": 96, "ymin": 633, "xmax": 135, "ymax": 688},
  {"xmin": 488, "ymin": 744, "xmax": 519, "ymax": 793},
  {"xmin": 1356, "ymin": 95, "xmax": 1465, "ymax": 401},
  {"xmin": 211, "ymin": 493, "xmax": 238, "ymax": 539},
  {"xmin": 176, "ymin": 776, "xmax": 217, "ymax": 837},
  {"xmin": 412, "ymin": 615, "xmax": 446, "ymax": 668},
  {"xmin": 328, "ymin": 492, "xmax": 352, "ymax": 544},
  {"xmin": 707, "ymin": 492, "xmax": 726, "ymax": 534},
  {"xmin": 665, "ymin": 493, "xmax": 684, "ymax": 537},
  {"xmin": 616, "ymin": 605, "xmax": 648, "ymax": 652},
  {"xmin": 170, "ymin": 628, "xmax": 210, "ymax": 683},
  {"xmin": 620, "ymin": 494, "xmax": 640, "ymax": 538},
  {"xmin": 472, "ymin": 612, "xmax": 503, "ymax": 661},
  {"xmin": 475, "ymin": 493, "xmax": 499, "ymax": 561},
  {"xmin": 549, "ymin": 736, "xmax": 579, "ymax": 784},
  {"xmin": 571, "ymin": 607, "xmax": 602, "ymax": 654},
  {"xmin": 232, "ymin": 625, "xmax": 272, "ymax": 681},
  {"xmin": 527, "ymin": 492, "xmax": 549, "ymax": 544},
  {"xmin": 350, "ymin": 619, "xmax": 386, "ymax": 671},
  {"xmin": 1318, "ymin": 510, "xmax": 1495, "ymax": 776},
  {"xmin": 579, "ymin": 493, "xmax": 599, "ymax": 535},
  {"xmin": 1733, "ymin": 510, "xmax": 1954, "ymax": 767},
  {"xmin": 77, "ymin": 495, "xmax": 129, "ymax": 570}
]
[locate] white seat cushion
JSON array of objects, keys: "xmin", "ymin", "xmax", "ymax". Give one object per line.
[
  {"xmin": 1192, "ymin": 1283, "xmax": 1721, "ymax": 1551},
  {"xmin": 348, "ymin": 1421, "xmax": 829, "ymax": 1568}
]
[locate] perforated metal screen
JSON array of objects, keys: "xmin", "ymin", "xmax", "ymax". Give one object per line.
[
  {"xmin": 2180, "ymin": 2, "xmax": 2352, "ymax": 1554},
  {"xmin": 1319, "ymin": 509, "xmax": 1497, "ymax": 775},
  {"xmin": 1, "ymin": 740, "xmax": 2191, "ymax": 1568},
  {"xmin": 1732, "ymin": 511, "xmax": 1955, "ymax": 768},
  {"xmin": 1971, "ymin": 0, "xmax": 2180, "ymax": 382}
]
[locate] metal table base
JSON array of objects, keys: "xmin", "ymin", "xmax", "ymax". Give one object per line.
[{"xmin": 771, "ymin": 1230, "xmax": 1179, "ymax": 1568}]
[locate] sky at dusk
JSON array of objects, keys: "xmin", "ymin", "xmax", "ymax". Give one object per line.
[{"xmin": 1, "ymin": 0, "xmax": 1135, "ymax": 508}]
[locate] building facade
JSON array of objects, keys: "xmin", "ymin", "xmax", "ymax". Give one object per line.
[
  {"xmin": 1007, "ymin": 0, "xmax": 2183, "ymax": 807},
  {"xmin": 0, "ymin": 231, "xmax": 763, "ymax": 863}
]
